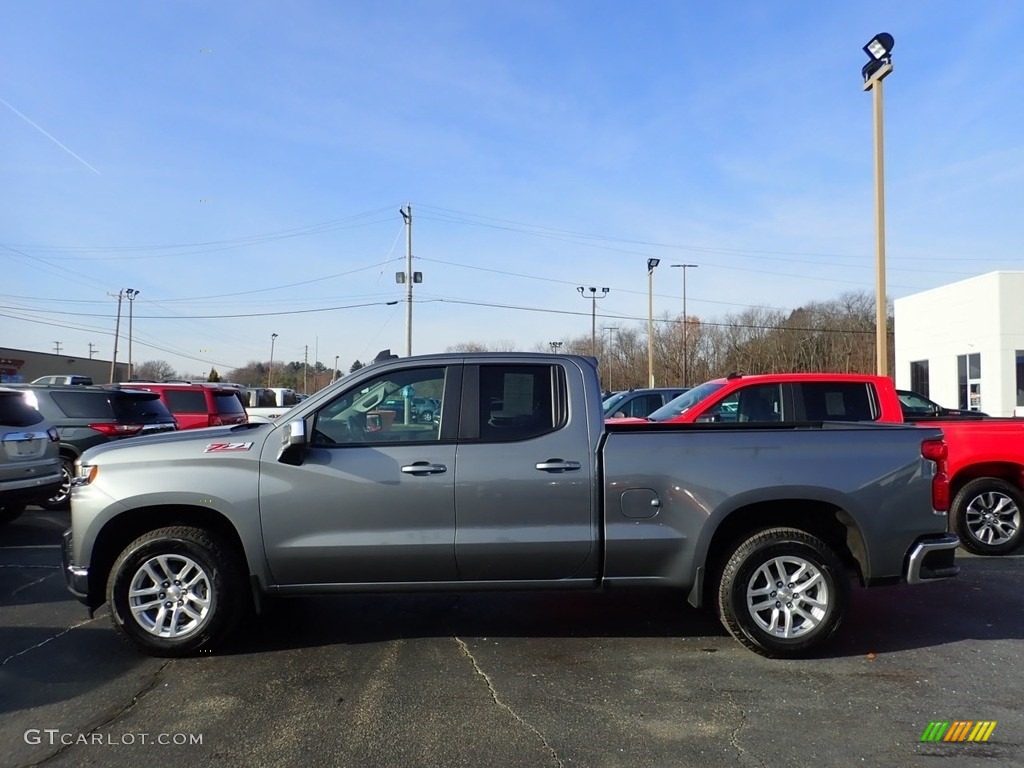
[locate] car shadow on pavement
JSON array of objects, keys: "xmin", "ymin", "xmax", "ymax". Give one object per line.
[{"xmin": 218, "ymin": 553, "xmax": 1024, "ymax": 659}]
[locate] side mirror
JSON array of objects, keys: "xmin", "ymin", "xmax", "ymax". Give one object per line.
[{"xmin": 277, "ymin": 419, "xmax": 307, "ymax": 464}]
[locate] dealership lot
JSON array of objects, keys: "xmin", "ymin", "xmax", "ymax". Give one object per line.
[{"xmin": 2, "ymin": 510, "xmax": 1021, "ymax": 768}]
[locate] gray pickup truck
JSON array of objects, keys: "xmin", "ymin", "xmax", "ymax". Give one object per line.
[{"xmin": 63, "ymin": 353, "xmax": 959, "ymax": 659}]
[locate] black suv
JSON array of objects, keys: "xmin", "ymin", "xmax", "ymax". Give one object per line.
[{"xmin": 8, "ymin": 385, "xmax": 177, "ymax": 509}]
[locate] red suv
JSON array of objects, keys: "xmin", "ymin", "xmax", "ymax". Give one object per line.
[{"xmin": 122, "ymin": 383, "xmax": 248, "ymax": 430}]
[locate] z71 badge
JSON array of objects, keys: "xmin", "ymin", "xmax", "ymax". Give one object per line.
[{"xmin": 204, "ymin": 442, "xmax": 254, "ymax": 453}]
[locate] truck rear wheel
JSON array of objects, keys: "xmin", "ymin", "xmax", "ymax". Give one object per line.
[
  {"xmin": 951, "ymin": 478, "xmax": 1023, "ymax": 556},
  {"xmin": 717, "ymin": 527, "xmax": 849, "ymax": 658},
  {"xmin": 106, "ymin": 526, "xmax": 246, "ymax": 657}
]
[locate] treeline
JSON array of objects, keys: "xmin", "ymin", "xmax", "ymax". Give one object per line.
[
  {"xmin": 137, "ymin": 290, "xmax": 891, "ymax": 395},
  {"xmin": 450, "ymin": 290, "xmax": 893, "ymax": 391}
]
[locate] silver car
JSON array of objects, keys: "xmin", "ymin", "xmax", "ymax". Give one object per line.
[{"xmin": 0, "ymin": 387, "xmax": 62, "ymax": 525}]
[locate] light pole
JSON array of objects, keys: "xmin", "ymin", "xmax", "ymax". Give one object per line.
[
  {"xmin": 862, "ymin": 32, "xmax": 894, "ymax": 377},
  {"xmin": 576, "ymin": 286, "xmax": 609, "ymax": 356},
  {"xmin": 125, "ymin": 288, "xmax": 139, "ymax": 380},
  {"xmin": 647, "ymin": 259, "xmax": 660, "ymax": 387},
  {"xmin": 268, "ymin": 333, "xmax": 278, "ymax": 387},
  {"xmin": 397, "ymin": 204, "xmax": 421, "ymax": 356},
  {"xmin": 333, "ymin": 355, "xmax": 340, "ymax": 383},
  {"xmin": 549, "ymin": 341, "xmax": 563, "ymax": 353},
  {"xmin": 601, "ymin": 325, "xmax": 618, "ymax": 392},
  {"xmin": 670, "ymin": 264, "xmax": 697, "ymax": 387}
]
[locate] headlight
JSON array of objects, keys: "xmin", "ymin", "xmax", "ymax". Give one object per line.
[{"xmin": 72, "ymin": 463, "xmax": 99, "ymax": 487}]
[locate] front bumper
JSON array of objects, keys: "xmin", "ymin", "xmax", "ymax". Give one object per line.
[
  {"xmin": 61, "ymin": 527, "xmax": 91, "ymax": 605},
  {"xmin": 905, "ymin": 532, "xmax": 960, "ymax": 584}
]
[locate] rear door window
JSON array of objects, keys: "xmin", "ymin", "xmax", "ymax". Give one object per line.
[
  {"xmin": 164, "ymin": 390, "xmax": 208, "ymax": 414},
  {"xmin": 795, "ymin": 383, "xmax": 877, "ymax": 421},
  {"xmin": 50, "ymin": 391, "xmax": 115, "ymax": 418},
  {"xmin": 476, "ymin": 364, "xmax": 561, "ymax": 442}
]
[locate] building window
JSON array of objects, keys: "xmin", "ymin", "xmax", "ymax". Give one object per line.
[
  {"xmin": 957, "ymin": 353, "xmax": 982, "ymax": 411},
  {"xmin": 909, "ymin": 360, "xmax": 929, "ymax": 397},
  {"xmin": 1017, "ymin": 351, "xmax": 1024, "ymax": 407}
]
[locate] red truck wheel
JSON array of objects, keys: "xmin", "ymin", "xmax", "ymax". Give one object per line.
[
  {"xmin": 951, "ymin": 478, "xmax": 1024, "ymax": 556},
  {"xmin": 717, "ymin": 528, "xmax": 850, "ymax": 658}
]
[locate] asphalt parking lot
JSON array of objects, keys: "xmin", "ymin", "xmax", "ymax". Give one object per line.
[{"xmin": 2, "ymin": 509, "xmax": 1022, "ymax": 768}]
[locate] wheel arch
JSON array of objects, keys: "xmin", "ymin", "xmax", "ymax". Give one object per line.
[
  {"xmin": 692, "ymin": 499, "xmax": 866, "ymax": 609},
  {"xmin": 87, "ymin": 505, "xmax": 251, "ymax": 609},
  {"xmin": 950, "ymin": 462, "xmax": 1024, "ymax": 499}
]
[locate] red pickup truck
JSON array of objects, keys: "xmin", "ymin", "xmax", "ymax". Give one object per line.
[{"xmin": 631, "ymin": 373, "xmax": 1024, "ymax": 557}]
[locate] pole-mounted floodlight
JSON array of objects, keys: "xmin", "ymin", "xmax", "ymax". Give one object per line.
[
  {"xmin": 576, "ymin": 286, "xmax": 609, "ymax": 356},
  {"xmin": 862, "ymin": 32, "xmax": 894, "ymax": 377},
  {"xmin": 646, "ymin": 259, "xmax": 660, "ymax": 386},
  {"xmin": 862, "ymin": 32, "xmax": 894, "ymax": 81}
]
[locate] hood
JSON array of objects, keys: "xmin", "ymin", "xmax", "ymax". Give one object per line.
[{"xmin": 81, "ymin": 421, "xmax": 272, "ymax": 463}]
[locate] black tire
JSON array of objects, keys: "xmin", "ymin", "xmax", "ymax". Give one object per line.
[
  {"xmin": 950, "ymin": 478, "xmax": 1024, "ymax": 556},
  {"xmin": 106, "ymin": 526, "xmax": 247, "ymax": 657},
  {"xmin": 0, "ymin": 503, "xmax": 26, "ymax": 526},
  {"xmin": 717, "ymin": 527, "xmax": 850, "ymax": 659},
  {"xmin": 40, "ymin": 458, "xmax": 73, "ymax": 511}
]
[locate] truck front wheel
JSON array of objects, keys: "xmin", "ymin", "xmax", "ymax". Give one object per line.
[
  {"xmin": 717, "ymin": 528, "xmax": 850, "ymax": 658},
  {"xmin": 951, "ymin": 478, "xmax": 1023, "ymax": 556},
  {"xmin": 106, "ymin": 526, "xmax": 246, "ymax": 657}
]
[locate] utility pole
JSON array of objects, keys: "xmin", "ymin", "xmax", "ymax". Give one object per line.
[
  {"xmin": 53, "ymin": 341, "xmax": 62, "ymax": 355},
  {"xmin": 109, "ymin": 289, "xmax": 124, "ymax": 383},
  {"xmin": 670, "ymin": 264, "xmax": 698, "ymax": 387},
  {"xmin": 601, "ymin": 326, "xmax": 618, "ymax": 392},
  {"xmin": 396, "ymin": 204, "xmax": 421, "ymax": 356},
  {"xmin": 88, "ymin": 342, "xmax": 97, "ymax": 359}
]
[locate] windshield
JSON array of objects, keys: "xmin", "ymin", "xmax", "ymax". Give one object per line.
[
  {"xmin": 647, "ymin": 380, "xmax": 726, "ymax": 421},
  {"xmin": 601, "ymin": 391, "xmax": 630, "ymax": 415}
]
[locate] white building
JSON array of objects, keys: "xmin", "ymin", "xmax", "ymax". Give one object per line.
[{"xmin": 894, "ymin": 271, "xmax": 1024, "ymax": 418}]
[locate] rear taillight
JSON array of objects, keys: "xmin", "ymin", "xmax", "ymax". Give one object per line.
[
  {"xmin": 209, "ymin": 414, "xmax": 223, "ymax": 427},
  {"xmin": 89, "ymin": 423, "xmax": 144, "ymax": 436},
  {"xmin": 922, "ymin": 438, "xmax": 950, "ymax": 512}
]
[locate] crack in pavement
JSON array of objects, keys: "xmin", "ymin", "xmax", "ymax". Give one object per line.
[
  {"xmin": 455, "ymin": 637, "xmax": 564, "ymax": 768},
  {"xmin": 11, "ymin": 570, "xmax": 58, "ymax": 598},
  {"xmin": 1, "ymin": 614, "xmax": 102, "ymax": 667},
  {"xmin": 23, "ymin": 659, "xmax": 174, "ymax": 767},
  {"xmin": 701, "ymin": 664, "xmax": 767, "ymax": 768}
]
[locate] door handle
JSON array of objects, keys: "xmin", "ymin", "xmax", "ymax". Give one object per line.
[
  {"xmin": 535, "ymin": 459, "xmax": 581, "ymax": 472},
  {"xmin": 401, "ymin": 462, "xmax": 447, "ymax": 475}
]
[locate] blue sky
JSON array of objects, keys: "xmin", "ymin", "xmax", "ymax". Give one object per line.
[{"xmin": 3, "ymin": 2, "xmax": 1023, "ymax": 378}]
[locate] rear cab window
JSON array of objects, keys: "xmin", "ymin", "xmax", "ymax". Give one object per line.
[{"xmin": 214, "ymin": 390, "xmax": 247, "ymax": 415}]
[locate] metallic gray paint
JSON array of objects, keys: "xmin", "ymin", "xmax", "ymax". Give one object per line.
[{"xmin": 64, "ymin": 354, "xmax": 953, "ymax": 617}]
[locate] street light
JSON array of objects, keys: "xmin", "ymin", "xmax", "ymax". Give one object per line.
[
  {"xmin": 125, "ymin": 288, "xmax": 139, "ymax": 380},
  {"xmin": 670, "ymin": 265, "xmax": 697, "ymax": 387},
  {"xmin": 333, "ymin": 354, "xmax": 340, "ymax": 383},
  {"xmin": 549, "ymin": 341, "xmax": 563, "ymax": 353},
  {"xmin": 646, "ymin": 259, "xmax": 660, "ymax": 387},
  {"xmin": 862, "ymin": 32, "xmax": 894, "ymax": 376},
  {"xmin": 268, "ymin": 333, "xmax": 278, "ymax": 387},
  {"xmin": 576, "ymin": 287, "xmax": 609, "ymax": 355}
]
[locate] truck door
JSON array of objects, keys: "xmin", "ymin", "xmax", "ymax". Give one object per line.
[
  {"xmin": 259, "ymin": 364, "xmax": 459, "ymax": 585},
  {"xmin": 453, "ymin": 362, "xmax": 597, "ymax": 581}
]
